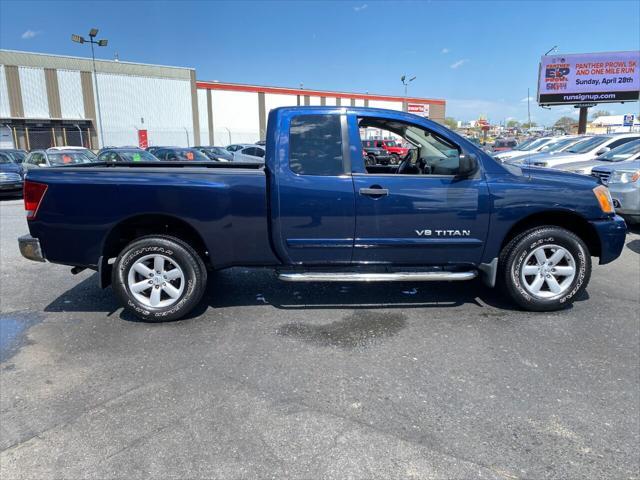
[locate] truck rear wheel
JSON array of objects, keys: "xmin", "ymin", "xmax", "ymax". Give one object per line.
[
  {"xmin": 501, "ymin": 227, "xmax": 591, "ymax": 311},
  {"xmin": 112, "ymin": 235, "xmax": 207, "ymax": 322}
]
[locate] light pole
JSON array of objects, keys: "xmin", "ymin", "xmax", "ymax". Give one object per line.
[
  {"xmin": 401, "ymin": 75, "xmax": 416, "ymax": 111},
  {"xmin": 72, "ymin": 29, "xmax": 108, "ymax": 148}
]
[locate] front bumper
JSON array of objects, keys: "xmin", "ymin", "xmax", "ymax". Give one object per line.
[
  {"xmin": 18, "ymin": 234, "xmax": 46, "ymax": 262},
  {"xmin": 608, "ymin": 183, "xmax": 640, "ymax": 217},
  {"xmin": 589, "ymin": 215, "xmax": 627, "ymax": 265}
]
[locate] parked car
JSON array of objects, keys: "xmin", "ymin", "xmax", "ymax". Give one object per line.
[
  {"xmin": 506, "ymin": 136, "xmax": 591, "ymax": 166},
  {"xmin": 362, "ymin": 140, "xmax": 409, "ymax": 164},
  {"xmin": 362, "ymin": 145, "xmax": 391, "ymax": 165},
  {"xmin": 493, "ymin": 136, "xmax": 560, "ymax": 162},
  {"xmin": 0, "ymin": 148, "xmax": 28, "ymax": 164},
  {"xmin": 233, "ymin": 145, "xmax": 265, "ymax": 163},
  {"xmin": 152, "ymin": 148, "xmax": 211, "ymax": 162},
  {"xmin": 255, "ymin": 140, "xmax": 266, "ymax": 146},
  {"xmin": 515, "ymin": 134, "xmax": 640, "ymax": 169},
  {"xmin": 22, "ymin": 148, "xmax": 96, "ymax": 171},
  {"xmin": 492, "ymin": 138, "xmax": 518, "ymax": 152},
  {"xmin": 0, "ymin": 151, "xmax": 24, "ymax": 197},
  {"xmin": 193, "ymin": 146, "xmax": 234, "ymax": 162},
  {"xmin": 19, "ymin": 106, "xmax": 626, "ymax": 321},
  {"xmin": 557, "ymin": 139, "xmax": 640, "ymax": 175},
  {"xmin": 97, "ymin": 147, "xmax": 160, "ymax": 162},
  {"xmin": 592, "ymin": 160, "xmax": 640, "ymax": 224},
  {"xmin": 226, "ymin": 144, "xmax": 254, "ymax": 152}
]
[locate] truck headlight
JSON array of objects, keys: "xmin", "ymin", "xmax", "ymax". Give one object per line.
[
  {"xmin": 593, "ymin": 185, "xmax": 615, "ymax": 214},
  {"xmin": 609, "ymin": 170, "xmax": 640, "ymax": 184}
]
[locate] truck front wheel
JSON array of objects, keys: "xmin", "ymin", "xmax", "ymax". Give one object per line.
[
  {"xmin": 501, "ymin": 227, "xmax": 591, "ymax": 311},
  {"xmin": 112, "ymin": 235, "xmax": 207, "ymax": 322}
]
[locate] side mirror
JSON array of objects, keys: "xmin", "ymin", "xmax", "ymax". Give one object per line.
[
  {"xmin": 596, "ymin": 147, "xmax": 610, "ymax": 156},
  {"xmin": 458, "ymin": 153, "xmax": 478, "ymax": 177}
]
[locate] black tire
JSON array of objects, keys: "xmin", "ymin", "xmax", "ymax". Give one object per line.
[
  {"xmin": 390, "ymin": 153, "xmax": 399, "ymax": 165},
  {"xmin": 501, "ymin": 227, "xmax": 591, "ymax": 311},
  {"xmin": 367, "ymin": 155, "xmax": 376, "ymax": 166},
  {"xmin": 112, "ymin": 235, "xmax": 207, "ymax": 322}
]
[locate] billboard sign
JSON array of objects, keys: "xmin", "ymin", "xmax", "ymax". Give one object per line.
[
  {"xmin": 623, "ymin": 114, "xmax": 635, "ymax": 127},
  {"xmin": 407, "ymin": 103, "xmax": 430, "ymax": 117},
  {"xmin": 538, "ymin": 51, "xmax": 640, "ymax": 105}
]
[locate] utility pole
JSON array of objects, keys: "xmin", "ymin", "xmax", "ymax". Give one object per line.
[
  {"xmin": 401, "ymin": 75, "xmax": 416, "ymax": 111},
  {"xmin": 72, "ymin": 29, "xmax": 108, "ymax": 148}
]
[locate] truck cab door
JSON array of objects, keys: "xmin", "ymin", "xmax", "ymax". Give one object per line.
[
  {"xmin": 348, "ymin": 113, "xmax": 491, "ymax": 266},
  {"xmin": 268, "ymin": 109, "xmax": 355, "ymax": 265}
]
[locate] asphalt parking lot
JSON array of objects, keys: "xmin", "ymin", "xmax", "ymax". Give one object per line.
[{"xmin": 1, "ymin": 197, "xmax": 639, "ymax": 479}]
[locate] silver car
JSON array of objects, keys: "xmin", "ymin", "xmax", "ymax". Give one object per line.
[
  {"xmin": 506, "ymin": 136, "xmax": 591, "ymax": 166},
  {"xmin": 516, "ymin": 133, "xmax": 640, "ymax": 169},
  {"xmin": 592, "ymin": 160, "xmax": 640, "ymax": 224},
  {"xmin": 232, "ymin": 145, "xmax": 265, "ymax": 163},
  {"xmin": 557, "ymin": 139, "xmax": 640, "ymax": 175},
  {"xmin": 493, "ymin": 136, "xmax": 557, "ymax": 162}
]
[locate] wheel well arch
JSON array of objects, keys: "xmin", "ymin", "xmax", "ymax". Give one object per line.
[
  {"xmin": 500, "ymin": 210, "xmax": 601, "ymax": 258},
  {"xmin": 102, "ymin": 214, "xmax": 209, "ymax": 266}
]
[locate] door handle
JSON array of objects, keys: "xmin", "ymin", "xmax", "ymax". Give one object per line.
[{"xmin": 359, "ymin": 187, "xmax": 389, "ymax": 197}]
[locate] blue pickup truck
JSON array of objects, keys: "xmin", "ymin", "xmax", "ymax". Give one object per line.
[{"xmin": 19, "ymin": 107, "xmax": 627, "ymax": 321}]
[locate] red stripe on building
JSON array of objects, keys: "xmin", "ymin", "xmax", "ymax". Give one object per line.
[{"xmin": 196, "ymin": 81, "xmax": 445, "ymax": 106}]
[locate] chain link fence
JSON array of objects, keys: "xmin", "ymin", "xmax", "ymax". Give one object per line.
[{"xmin": 1, "ymin": 125, "xmax": 264, "ymax": 151}]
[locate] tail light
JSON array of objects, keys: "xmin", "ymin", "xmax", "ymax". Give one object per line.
[{"xmin": 24, "ymin": 181, "xmax": 48, "ymax": 220}]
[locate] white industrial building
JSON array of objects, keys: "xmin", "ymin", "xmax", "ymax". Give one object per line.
[{"xmin": 0, "ymin": 50, "xmax": 446, "ymax": 150}]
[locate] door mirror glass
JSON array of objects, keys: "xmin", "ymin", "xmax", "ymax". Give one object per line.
[{"xmin": 458, "ymin": 153, "xmax": 478, "ymax": 177}]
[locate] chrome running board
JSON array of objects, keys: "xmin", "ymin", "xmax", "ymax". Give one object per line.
[{"xmin": 278, "ymin": 271, "xmax": 477, "ymax": 282}]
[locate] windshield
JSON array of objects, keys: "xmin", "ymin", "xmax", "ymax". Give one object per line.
[
  {"xmin": 170, "ymin": 149, "xmax": 210, "ymax": 161},
  {"xmin": 540, "ymin": 137, "xmax": 580, "ymax": 152},
  {"xmin": 118, "ymin": 150, "xmax": 159, "ymax": 162},
  {"xmin": 516, "ymin": 138, "xmax": 548, "ymax": 151},
  {"xmin": 513, "ymin": 139, "xmax": 536, "ymax": 150},
  {"xmin": 2, "ymin": 151, "xmax": 26, "ymax": 163},
  {"xmin": 48, "ymin": 152, "xmax": 95, "ymax": 165},
  {"xmin": 598, "ymin": 139, "xmax": 640, "ymax": 162},
  {"xmin": 565, "ymin": 136, "xmax": 608, "ymax": 153}
]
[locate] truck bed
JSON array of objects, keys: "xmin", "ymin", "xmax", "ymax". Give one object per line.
[{"xmin": 25, "ymin": 163, "xmax": 279, "ymax": 269}]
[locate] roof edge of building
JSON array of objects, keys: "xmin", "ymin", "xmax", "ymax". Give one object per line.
[
  {"xmin": 0, "ymin": 49, "xmax": 194, "ymax": 80},
  {"xmin": 196, "ymin": 80, "xmax": 446, "ymax": 105}
]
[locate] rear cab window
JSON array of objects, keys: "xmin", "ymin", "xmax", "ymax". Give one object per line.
[{"xmin": 289, "ymin": 114, "xmax": 344, "ymax": 175}]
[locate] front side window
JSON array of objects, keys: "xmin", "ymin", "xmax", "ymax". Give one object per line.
[
  {"xmin": 289, "ymin": 114, "xmax": 343, "ymax": 175},
  {"xmin": 28, "ymin": 153, "xmax": 44, "ymax": 165},
  {"xmin": 359, "ymin": 117, "xmax": 462, "ymax": 175},
  {"xmin": 98, "ymin": 151, "xmax": 117, "ymax": 162}
]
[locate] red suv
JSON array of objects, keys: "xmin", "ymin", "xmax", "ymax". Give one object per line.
[{"xmin": 362, "ymin": 140, "xmax": 409, "ymax": 164}]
